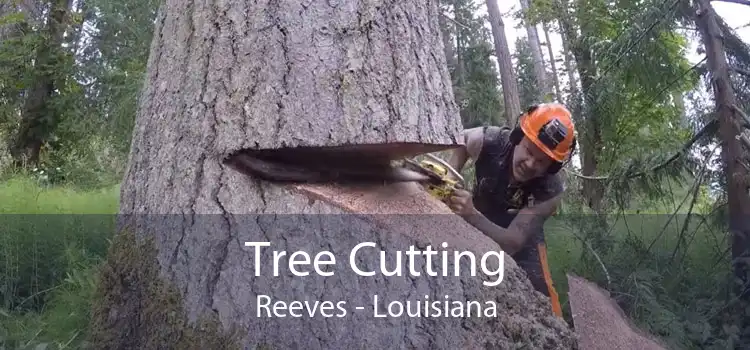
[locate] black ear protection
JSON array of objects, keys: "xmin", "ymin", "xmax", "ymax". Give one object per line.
[{"xmin": 508, "ymin": 104, "xmax": 577, "ymax": 174}]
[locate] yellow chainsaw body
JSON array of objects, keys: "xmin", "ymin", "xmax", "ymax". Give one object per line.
[{"xmin": 416, "ymin": 159, "xmax": 461, "ymax": 202}]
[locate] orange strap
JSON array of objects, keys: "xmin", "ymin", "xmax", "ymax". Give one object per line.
[{"xmin": 537, "ymin": 242, "xmax": 563, "ymax": 318}]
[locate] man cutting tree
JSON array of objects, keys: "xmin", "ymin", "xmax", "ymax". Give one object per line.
[{"xmin": 445, "ymin": 103, "xmax": 577, "ymax": 318}]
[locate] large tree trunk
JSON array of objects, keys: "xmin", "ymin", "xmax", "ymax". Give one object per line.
[
  {"xmin": 694, "ymin": 0, "xmax": 750, "ymax": 343},
  {"xmin": 485, "ymin": 0, "xmax": 521, "ymax": 124},
  {"xmin": 90, "ymin": 0, "xmax": 577, "ymax": 348}
]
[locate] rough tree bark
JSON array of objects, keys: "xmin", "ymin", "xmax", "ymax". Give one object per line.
[
  {"xmin": 485, "ymin": 0, "xmax": 521, "ymax": 124},
  {"xmin": 89, "ymin": 0, "xmax": 577, "ymax": 349}
]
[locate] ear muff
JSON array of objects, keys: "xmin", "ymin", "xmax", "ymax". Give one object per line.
[
  {"xmin": 509, "ymin": 125, "xmax": 524, "ymax": 145},
  {"xmin": 509, "ymin": 105, "xmax": 539, "ymax": 145}
]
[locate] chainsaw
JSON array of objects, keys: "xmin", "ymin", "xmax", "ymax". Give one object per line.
[
  {"xmin": 223, "ymin": 147, "xmax": 466, "ymax": 203},
  {"xmin": 399, "ymin": 153, "xmax": 465, "ymax": 202}
]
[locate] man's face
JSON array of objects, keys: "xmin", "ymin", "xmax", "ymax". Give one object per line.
[{"xmin": 511, "ymin": 137, "xmax": 555, "ymax": 182}]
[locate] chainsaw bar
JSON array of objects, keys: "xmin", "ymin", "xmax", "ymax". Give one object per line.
[
  {"xmin": 225, "ymin": 151, "xmax": 431, "ymax": 184},
  {"xmin": 222, "ymin": 146, "xmax": 470, "ymax": 190},
  {"xmin": 400, "ymin": 158, "xmax": 444, "ymax": 184}
]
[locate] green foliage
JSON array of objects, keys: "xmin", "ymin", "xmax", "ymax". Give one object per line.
[
  {"xmin": 0, "ymin": 177, "xmax": 117, "ymax": 312},
  {"xmin": 514, "ymin": 1, "xmax": 744, "ymax": 347},
  {"xmin": 458, "ymin": 42, "xmax": 504, "ymax": 127},
  {"xmin": 0, "ymin": 0, "xmax": 158, "ymax": 176},
  {"xmin": 548, "ymin": 0, "xmax": 702, "ymax": 217},
  {"xmin": 0, "ymin": 19, "xmax": 39, "ymax": 128},
  {"xmin": 441, "ymin": 0, "xmax": 504, "ymax": 127},
  {"xmin": 80, "ymin": 0, "xmax": 160, "ymax": 154}
]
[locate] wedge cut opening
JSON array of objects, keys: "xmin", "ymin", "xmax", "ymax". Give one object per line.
[{"xmin": 223, "ymin": 142, "xmax": 461, "ymax": 185}]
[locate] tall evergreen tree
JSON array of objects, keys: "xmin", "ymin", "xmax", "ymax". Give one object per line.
[{"xmin": 440, "ymin": 0, "xmax": 504, "ymax": 128}]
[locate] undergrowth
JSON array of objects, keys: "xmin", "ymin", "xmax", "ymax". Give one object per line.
[
  {"xmin": 545, "ymin": 193, "xmax": 737, "ymax": 350},
  {"xmin": 0, "ymin": 176, "xmax": 119, "ymax": 349}
]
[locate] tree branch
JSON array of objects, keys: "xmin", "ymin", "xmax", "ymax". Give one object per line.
[
  {"xmin": 733, "ymin": 104, "xmax": 750, "ymax": 127},
  {"xmin": 731, "ymin": 66, "xmax": 750, "ymax": 78},
  {"xmin": 565, "ymin": 119, "xmax": 719, "ymax": 181},
  {"xmin": 712, "ymin": 0, "xmax": 750, "ymax": 6},
  {"xmin": 440, "ymin": 12, "xmax": 471, "ymax": 30}
]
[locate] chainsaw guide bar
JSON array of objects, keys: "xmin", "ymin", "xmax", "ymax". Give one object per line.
[
  {"xmin": 223, "ymin": 147, "xmax": 465, "ymax": 202},
  {"xmin": 224, "ymin": 149, "xmax": 430, "ymax": 184}
]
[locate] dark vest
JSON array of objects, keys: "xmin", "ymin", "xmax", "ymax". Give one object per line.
[{"xmin": 471, "ymin": 126, "xmax": 549, "ymax": 259}]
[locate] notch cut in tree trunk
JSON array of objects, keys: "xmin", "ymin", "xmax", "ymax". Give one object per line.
[{"xmin": 222, "ymin": 143, "xmax": 445, "ymax": 184}]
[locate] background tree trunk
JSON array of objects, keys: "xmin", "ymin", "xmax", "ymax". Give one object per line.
[
  {"xmin": 10, "ymin": 0, "xmax": 72, "ymax": 166},
  {"xmin": 694, "ymin": 0, "xmax": 750, "ymax": 343},
  {"xmin": 454, "ymin": 0, "xmax": 466, "ymax": 87},
  {"xmin": 438, "ymin": 4, "xmax": 457, "ymax": 72},
  {"xmin": 542, "ymin": 22, "xmax": 563, "ymax": 102},
  {"xmin": 560, "ymin": 32, "xmax": 578, "ymax": 102},
  {"xmin": 555, "ymin": 0, "xmax": 603, "ymax": 212},
  {"xmin": 519, "ymin": 0, "xmax": 550, "ymax": 102},
  {"xmin": 485, "ymin": 0, "xmax": 521, "ymax": 124},
  {"xmin": 90, "ymin": 0, "xmax": 577, "ymax": 348}
]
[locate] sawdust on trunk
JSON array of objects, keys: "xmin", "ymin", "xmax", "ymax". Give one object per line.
[{"xmin": 89, "ymin": 0, "xmax": 578, "ymax": 348}]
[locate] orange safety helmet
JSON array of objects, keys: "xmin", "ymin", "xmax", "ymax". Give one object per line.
[{"xmin": 510, "ymin": 103, "xmax": 576, "ymax": 170}]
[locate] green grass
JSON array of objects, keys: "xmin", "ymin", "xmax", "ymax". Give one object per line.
[
  {"xmin": 0, "ymin": 176, "xmax": 119, "ymax": 349},
  {"xmin": 0, "ymin": 177, "xmax": 119, "ymax": 214}
]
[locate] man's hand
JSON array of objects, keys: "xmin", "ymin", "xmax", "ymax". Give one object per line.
[{"xmin": 446, "ymin": 189, "xmax": 478, "ymax": 216}]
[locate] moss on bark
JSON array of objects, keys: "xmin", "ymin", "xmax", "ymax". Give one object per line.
[{"xmin": 88, "ymin": 229, "xmax": 242, "ymax": 349}]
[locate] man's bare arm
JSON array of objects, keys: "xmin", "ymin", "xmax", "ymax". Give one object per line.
[
  {"xmin": 462, "ymin": 194, "xmax": 562, "ymax": 255},
  {"xmin": 448, "ymin": 127, "xmax": 484, "ymax": 174}
]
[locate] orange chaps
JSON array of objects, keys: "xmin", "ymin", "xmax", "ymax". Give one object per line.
[{"xmin": 537, "ymin": 243, "xmax": 563, "ymax": 318}]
